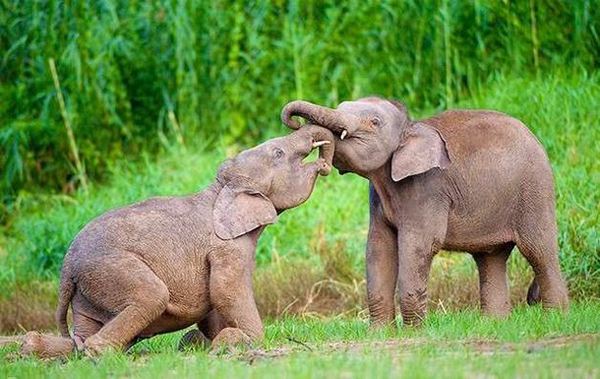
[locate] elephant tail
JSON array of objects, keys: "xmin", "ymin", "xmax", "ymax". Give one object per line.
[
  {"xmin": 526, "ymin": 277, "xmax": 541, "ymax": 305},
  {"xmin": 56, "ymin": 261, "xmax": 75, "ymax": 338}
]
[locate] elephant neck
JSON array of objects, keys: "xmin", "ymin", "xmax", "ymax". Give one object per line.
[
  {"xmin": 367, "ymin": 163, "xmax": 397, "ymax": 223},
  {"xmin": 196, "ymin": 181, "xmax": 225, "ymax": 203}
]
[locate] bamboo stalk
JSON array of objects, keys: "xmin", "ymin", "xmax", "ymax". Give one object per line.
[
  {"xmin": 48, "ymin": 58, "xmax": 89, "ymax": 194},
  {"xmin": 443, "ymin": 0, "xmax": 453, "ymax": 107},
  {"xmin": 530, "ymin": 0, "xmax": 540, "ymax": 73},
  {"xmin": 168, "ymin": 109, "xmax": 186, "ymax": 147}
]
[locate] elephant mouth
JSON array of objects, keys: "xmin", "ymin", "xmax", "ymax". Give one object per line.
[{"xmin": 297, "ymin": 140, "xmax": 333, "ymax": 176}]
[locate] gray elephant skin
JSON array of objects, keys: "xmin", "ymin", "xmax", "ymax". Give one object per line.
[
  {"xmin": 282, "ymin": 98, "xmax": 569, "ymax": 327},
  {"xmin": 12, "ymin": 125, "xmax": 334, "ymax": 358}
]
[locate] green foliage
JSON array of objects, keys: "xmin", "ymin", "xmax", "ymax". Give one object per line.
[{"xmin": 1, "ymin": 0, "xmax": 599, "ymax": 199}]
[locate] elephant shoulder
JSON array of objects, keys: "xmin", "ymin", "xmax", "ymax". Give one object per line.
[{"xmin": 421, "ymin": 109, "xmax": 534, "ymax": 158}]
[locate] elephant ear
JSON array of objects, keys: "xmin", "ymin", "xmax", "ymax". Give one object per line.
[
  {"xmin": 391, "ymin": 122, "xmax": 451, "ymax": 182},
  {"xmin": 213, "ymin": 184, "xmax": 278, "ymax": 240}
]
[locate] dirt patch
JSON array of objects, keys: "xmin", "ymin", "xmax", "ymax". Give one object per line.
[{"xmin": 233, "ymin": 334, "xmax": 599, "ymax": 363}]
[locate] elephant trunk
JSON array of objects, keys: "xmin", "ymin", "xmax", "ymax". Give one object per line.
[
  {"xmin": 294, "ymin": 124, "xmax": 335, "ymax": 176},
  {"xmin": 306, "ymin": 124, "xmax": 335, "ymax": 167},
  {"xmin": 281, "ymin": 100, "xmax": 351, "ymax": 135}
]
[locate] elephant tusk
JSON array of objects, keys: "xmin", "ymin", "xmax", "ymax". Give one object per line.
[
  {"xmin": 312, "ymin": 140, "xmax": 331, "ymax": 148},
  {"xmin": 340, "ymin": 130, "xmax": 348, "ymax": 140}
]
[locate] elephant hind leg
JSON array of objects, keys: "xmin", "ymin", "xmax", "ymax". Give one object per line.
[
  {"xmin": 78, "ymin": 257, "xmax": 170, "ymax": 356},
  {"xmin": 526, "ymin": 277, "xmax": 541, "ymax": 305},
  {"xmin": 72, "ymin": 310, "xmax": 103, "ymax": 349},
  {"xmin": 177, "ymin": 310, "xmax": 225, "ymax": 351},
  {"xmin": 516, "ymin": 206, "xmax": 569, "ymax": 309},
  {"xmin": 473, "ymin": 243, "xmax": 514, "ymax": 317},
  {"xmin": 20, "ymin": 331, "xmax": 76, "ymax": 358}
]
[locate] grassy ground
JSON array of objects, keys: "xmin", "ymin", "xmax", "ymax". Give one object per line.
[{"xmin": 1, "ymin": 302, "xmax": 599, "ymax": 379}]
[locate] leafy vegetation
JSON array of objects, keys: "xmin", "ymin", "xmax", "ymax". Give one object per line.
[{"xmin": 1, "ymin": 0, "xmax": 598, "ymax": 200}]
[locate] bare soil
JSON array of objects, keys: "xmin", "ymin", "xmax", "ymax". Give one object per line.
[{"xmin": 232, "ymin": 334, "xmax": 600, "ymax": 363}]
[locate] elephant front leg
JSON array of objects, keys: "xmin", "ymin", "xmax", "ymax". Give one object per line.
[
  {"xmin": 396, "ymin": 231, "xmax": 436, "ymax": 327},
  {"xmin": 366, "ymin": 211, "xmax": 398, "ymax": 328},
  {"xmin": 209, "ymin": 252, "xmax": 263, "ymax": 350}
]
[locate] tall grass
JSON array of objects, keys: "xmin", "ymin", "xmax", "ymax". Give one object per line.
[{"xmin": 1, "ymin": 0, "xmax": 598, "ymax": 202}]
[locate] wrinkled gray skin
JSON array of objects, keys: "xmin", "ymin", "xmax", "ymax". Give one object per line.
[
  {"xmin": 17, "ymin": 125, "xmax": 334, "ymax": 358},
  {"xmin": 282, "ymin": 98, "xmax": 569, "ymax": 327}
]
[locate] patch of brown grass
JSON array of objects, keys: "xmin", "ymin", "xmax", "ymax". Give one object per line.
[
  {"xmin": 427, "ymin": 252, "xmax": 533, "ymax": 312},
  {"xmin": 255, "ymin": 226, "xmax": 365, "ymax": 318},
  {"xmin": 0, "ymin": 281, "xmax": 57, "ymax": 333},
  {"xmin": 255, "ymin": 228, "xmax": 533, "ymax": 319}
]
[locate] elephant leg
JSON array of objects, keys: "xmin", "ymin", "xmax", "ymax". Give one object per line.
[
  {"xmin": 177, "ymin": 310, "xmax": 225, "ymax": 351},
  {"xmin": 516, "ymin": 235, "xmax": 569, "ymax": 309},
  {"xmin": 198, "ymin": 310, "xmax": 228, "ymax": 340},
  {"xmin": 20, "ymin": 332, "xmax": 76, "ymax": 358},
  {"xmin": 394, "ymin": 197, "xmax": 448, "ymax": 327},
  {"xmin": 516, "ymin": 206, "xmax": 569, "ymax": 309},
  {"xmin": 396, "ymin": 231, "xmax": 436, "ymax": 327},
  {"xmin": 473, "ymin": 243, "xmax": 514, "ymax": 317},
  {"xmin": 81, "ymin": 257, "xmax": 169, "ymax": 356},
  {"xmin": 366, "ymin": 198, "xmax": 398, "ymax": 328},
  {"xmin": 178, "ymin": 329, "xmax": 211, "ymax": 351},
  {"xmin": 209, "ymin": 251, "xmax": 263, "ymax": 348},
  {"xmin": 72, "ymin": 311, "xmax": 103, "ymax": 349}
]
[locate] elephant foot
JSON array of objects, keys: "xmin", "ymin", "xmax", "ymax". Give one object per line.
[
  {"xmin": 20, "ymin": 331, "xmax": 75, "ymax": 359},
  {"xmin": 178, "ymin": 329, "xmax": 211, "ymax": 351},
  {"xmin": 399, "ymin": 289, "xmax": 428, "ymax": 327},
  {"xmin": 83, "ymin": 334, "xmax": 117, "ymax": 357},
  {"xmin": 210, "ymin": 327, "xmax": 251, "ymax": 353}
]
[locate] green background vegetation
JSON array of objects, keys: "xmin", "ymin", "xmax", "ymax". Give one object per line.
[{"xmin": 0, "ymin": 0, "xmax": 598, "ymax": 335}]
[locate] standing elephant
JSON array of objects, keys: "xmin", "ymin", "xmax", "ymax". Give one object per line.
[
  {"xmin": 16, "ymin": 125, "xmax": 334, "ymax": 358},
  {"xmin": 281, "ymin": 98, "xmax": 569, "ymax": 327}
]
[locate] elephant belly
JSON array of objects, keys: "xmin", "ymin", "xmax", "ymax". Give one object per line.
[
  {"xmin": 140, "ymin": 300, "xmax": 212, "ymax": 337},
  {"xmin": 139, "ymin": 283, "xmax": 212, "ymax": 336},
  {"xmin": 444, "ymin": 211, "xmax": 515, "ymax": 253}
]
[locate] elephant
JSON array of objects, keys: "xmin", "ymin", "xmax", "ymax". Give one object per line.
[
  {"xmin": 281, "ymin": 98, "xmax": 569, "ymax": 327},
  {"xmin": 12, "ymin": 125, "xmax": 334, "ymax": 358}
]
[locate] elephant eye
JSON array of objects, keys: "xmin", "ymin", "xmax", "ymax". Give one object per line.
[
  {"xmin": 371, "ymin": 116, "xmax": 382, "ymax": 127},
  {"xmin": 274, "ymin": 148, "xmax": 284, "ymax": 159}
]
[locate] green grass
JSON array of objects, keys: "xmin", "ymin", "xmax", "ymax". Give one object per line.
[{"xmin": 1, "ymin": 302, "xmax": 599, "ymax": 379}]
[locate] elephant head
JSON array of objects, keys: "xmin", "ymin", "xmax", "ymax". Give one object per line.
[
  {"xmin": 213, "ymin": 125, "xmax": 334, "ymax": 239},
  {"xmin": 281, "ymin": 98, "xmax": 450, "ymax": 181}
]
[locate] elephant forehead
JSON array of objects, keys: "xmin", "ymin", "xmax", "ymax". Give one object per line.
[{"xmin": 338, "ymin": 100, "xmax": 387, "ymax": 115}]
